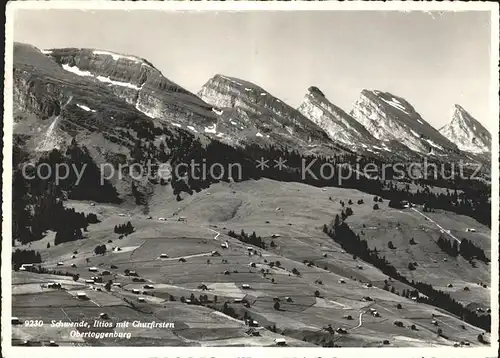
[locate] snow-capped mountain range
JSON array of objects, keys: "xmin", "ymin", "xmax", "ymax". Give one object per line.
[{"xmin": 13, "ymin": 42, "xmax": 491, "ymax": 164}]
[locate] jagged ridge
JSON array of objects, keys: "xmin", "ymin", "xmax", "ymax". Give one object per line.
[{"xmin": 198, "ymin": 74, "xmax": 349, "ymax": 156}]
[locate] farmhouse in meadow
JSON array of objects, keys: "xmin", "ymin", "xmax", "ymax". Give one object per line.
[
  {"xmin": 76, "ymin": 292, "xmax": 88, "ymax": 299},
  {"xmin": 274, "ymin": 338, "xmax": 286, "ymax": 346}
]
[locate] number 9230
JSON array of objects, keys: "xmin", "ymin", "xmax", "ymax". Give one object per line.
[{"xmin": 24, "ymin": 320, "xmax": 44, "ymax": 327}]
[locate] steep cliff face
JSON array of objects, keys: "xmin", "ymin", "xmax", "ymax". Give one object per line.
[
  {"xmin": 198, "ymin": 75, "xmax": 349, "ymax": 155},
  {"xmin": 298, "ymin": 87, "xmax": 387, "ymax": 154},
  {"xmin": 45, "ymin": 47, "xmax": 218, "ymax": 131},
  {"xmin": 350, "ymin": 90, "xmax": 460, "ymax": 158},
  {"xmin": 13, "ymin": 43, "xmax": 157, "ymax": 153},
  {"xmin": 439, "ymin": 105, "xmax": 491, "ymax": 154}
]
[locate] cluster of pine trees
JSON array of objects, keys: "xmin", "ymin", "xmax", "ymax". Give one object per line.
[
  {"xmin": 86, "ymin": 213, "xmax": 100, "ymax": 224},
  {"xmin": 12, "ymin": 249, "xmax": 42, "ymax": 268},
  {"xmin": 114, "ymin": 221, "xmax": 134, "ymax": 235},
  {"xmin": 437, "ymin": 235, "xmax": 460, "ymax": 257},
  {"xmin": 437, "ymin": 236, "xmax": 489, "ymax": 263},
  {"xmin": 63, "ymin": 139, "xmax": 120, "ymax": 202},
  {"xmin": 94, "ymin": 244, "xmax": 107, "ymax": 255},
  {"xmin": 459, "ymin": 239, "xmax": 490, "ymax": 263},
  {"xmin": 227, "ymin": 229, "xmax": 266, "ymax": 249},
  {"xmin": 54, "ymin": 226, "xmax": 83, "ymax": 246}
]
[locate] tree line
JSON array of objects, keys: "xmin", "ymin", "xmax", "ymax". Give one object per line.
[
  {"xmin": 437, "ymin": 235, "xmax": 489, "ymax": 264},
  {"xmin": 12, "ymin": 110, "xmax": 490, "ymax": 250},
  {"xmin": 323, "ymin": 214, "xmax": 491, "ymax": 332},
  {"xmin": 12, "ymin": 249, "xmax": 42, "ymax": 268}
]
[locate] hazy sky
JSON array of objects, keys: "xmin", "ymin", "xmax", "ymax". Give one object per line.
[{"xmin": 14, "ymin": 10, "xmax": 493, "ymax": 131}]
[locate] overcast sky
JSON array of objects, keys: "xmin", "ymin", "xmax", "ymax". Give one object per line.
[{"xmin": 14, "ymin": 9, "xmax": 493, "ymax": 131}]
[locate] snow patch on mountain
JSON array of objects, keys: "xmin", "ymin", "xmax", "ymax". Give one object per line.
[
  {"xmin": 93, "ymin": 50, "xmax": 146, "ymax": 64},
  {"xmin": 95, "ymin": 75, "xmax": 142, "ymax": 90},
  {"xmin": 135, "ymin": 103, "xmax": 157, "ymax": 119},
  {"xmin": 62, "ymin": 64, "xmax": 93, "ymax": 77},
  {"xmin": 62, "ymin": 63, "xmax": 142, "ymax": 90},
  {"xmin": 380, "ymin": 97, "xmax": 410, "ymax": 115},
  {"xmin": 425, "ymin": 138, "xmax": 444, "ymax": 150},
  {"xmin": 77, "ymin": 103, "xmax": 96, "ymax": 112},
  {"xmin": 410, "ymin": 129, "xmax": 420, "ymax": 137}
]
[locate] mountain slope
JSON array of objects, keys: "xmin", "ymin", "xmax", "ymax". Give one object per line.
[
  {"xmin": 298, "ymin": 86, "xmax": 378, "ymax": 148},
  {"xmin": 198, "ymin": 75, "xmax": 349, "ymax": 156},
  {"xmin": 43, "ymin": 47, "xmax": 218, "ymax": 133},
  {"xmin": 13, "ymin": 43, "xmax": 165, "ymax": 155},
  {"xmin": 439, "ymin": 105, "xmax": 491, "ymax": 154},
  {"xmin": 12, "ymin": 43, "xmax": 260, "ymax": 203},
  {"xmin": 297, "ymin": 86, "xmax": 421, "ymax": 160},
  {"xmin": 350, "ymin": 90, "xmax": 461, "ymax": 159}
]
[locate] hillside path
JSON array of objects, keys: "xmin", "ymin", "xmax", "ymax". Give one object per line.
[
  {"xmin": 411, "ymin": 208, "xmax": 461, "ymax": 244},
  {"xmin": 208, "ymin": 228, "xmax": 220, "ymax": 240}
]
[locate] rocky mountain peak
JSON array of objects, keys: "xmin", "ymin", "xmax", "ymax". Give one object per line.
[
  {"xmin": 307, "ymin": 86, "xmax": 326, "ymax": 98},
  {"xmin": 358, "ymin": 89, "xmax": 419, "ymax": 118},
  {"xmin": 351, "ymin": 89, "xmax": 459, "ymax": 157},
  {"xmin": 198, "ymin": 74, "xmax": 347, "ymax": 155},
  {"xmin": 439, "ymin": 105, "xmax": 491, "ymax": 154},
  {"xmin": 298, "ymin": 87, "xmax": 385, "ymax": 155}
]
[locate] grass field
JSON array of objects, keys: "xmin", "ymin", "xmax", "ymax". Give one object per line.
[{"xmin": 12, "ymin": 179, "xmax": 492, "ymax": 347}]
